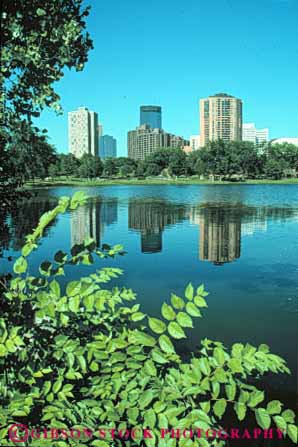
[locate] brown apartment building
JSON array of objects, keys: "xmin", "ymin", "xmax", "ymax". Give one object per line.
[{"xmin": 199, "ymin": 93, "xmax": 243, "ymax": 146}]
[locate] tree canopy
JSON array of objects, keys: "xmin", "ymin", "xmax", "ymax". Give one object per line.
[{"xmin": 1, "ymin": 0, "xmax": 93, "ymax": 126}]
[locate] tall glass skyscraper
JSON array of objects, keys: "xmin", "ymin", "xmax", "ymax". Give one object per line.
[
  {"xmin": 99, "ymin": 135, "xmax": 117, "ymax": 159},
  {"xmin": 140, "ymin": 105, "xmax": 162, "ymax": 129}
]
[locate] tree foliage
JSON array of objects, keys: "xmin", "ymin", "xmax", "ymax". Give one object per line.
[
  {"xmin": 1, "ymin": 0, "xmax": 93, "ymax": 124},
  {"xmin": 0, "ymin": 193, "xmax": 296, "ymax": 446},
  {"xmin": 6, "ymin": 122, "xmax": 57, "ymax": 184},
  {"xmin": 78, "ymin": 154, "xmax": 103, "ymax": 178}
]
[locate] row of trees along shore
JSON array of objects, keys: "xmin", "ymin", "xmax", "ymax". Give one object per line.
[{"xmin": 7, "ymin": 139, "xmax": 298, "ymax": 183}]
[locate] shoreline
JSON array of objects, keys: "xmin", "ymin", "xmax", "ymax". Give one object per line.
[{"xmin": 24, "ymin": 177, "xmax": 298, "ymax": 188}]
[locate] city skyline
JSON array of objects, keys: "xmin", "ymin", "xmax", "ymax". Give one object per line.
[{"xmin": 34, "ymin": 0, "xmax": 298, "ymax": 155}]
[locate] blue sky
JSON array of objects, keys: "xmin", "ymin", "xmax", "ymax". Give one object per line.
[{"xmin": 36, "ymin": 0, "xmax": 298, "ymax": 156}]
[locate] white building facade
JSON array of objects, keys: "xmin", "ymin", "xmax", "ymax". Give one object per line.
[
  {"xmin": 242, "ymin": 123, "xmax": 269, "ymax": 145},
  {"xmin": 68, "ymin": 107, "xmax": 99, "ymax": 158},
  {"xmin": 190, "ymin": 135, "xmax": 201, "ymax": 150}
]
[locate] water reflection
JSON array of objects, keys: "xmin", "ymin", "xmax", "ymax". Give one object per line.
[
  {"xmin": 1, "ymin": 193, "xmax": 298, "ymax": 267},
  {"xmin": 128, "ymin": 199, "xmax": 186, "ymax": 253},
  {"xmin": 0, "ymin": 196, "xmax": 58, "ymax": 254},
  {"xmin": 190, "ymin": 203, "xmax": 298, "ymax": 265},
  {"xmin": 70, "ymin": 198, "xmax": 118, "ymax": 247},
  {"xmin": 191, "ymin": 206, "xmax": 241, "ymax": 265}
]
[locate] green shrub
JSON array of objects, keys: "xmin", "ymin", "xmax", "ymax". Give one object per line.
[{"xmin": 0, "ymin": 192, "xmax": 297, "ymax": 447}]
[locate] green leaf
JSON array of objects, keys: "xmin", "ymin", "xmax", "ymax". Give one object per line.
[
  {"xmin": 194, "ymin": 409, "xmax": 211, "ymax": 424},
  {"xmin": 144, "ymin": 359, "xmax": 157, "ymax": 376},
  {"xmin": 144, "ymin": 409, "xmax": 156, "ymax": 428},
  {"xmin": 159, "ymin": 334, "xmax": 176, "ymax": 354},
  {"xmin": 148, "ymin": 317, "xmax": 166, "ymax": 334},
  {"xmin": 194, "ymin": 296, "xmax": 207, "ymax": 308},
  {"xmin": 234, "ymin": 403, "xmax": 246, "ymax": 421},
  {"xmin": 273, "ymin": 416, "xmax": 287, "ymax": 431},
  {"xmin": 168, "ymin": 322, "xmax": 186, "ymax": 339},
  {"xmin": 176, "ymin": 312, "xmax": 193, "ymax": 328},
  {"xmin": 153, "ymin": 401, "xmax": 166, "ymax": 413},
  {"xmin": 185, "ymin": 302, "xmax": 201, "ymax": 317},
  {"xmin": 53, "ymin": 380, "xmax": 62, "ymax": 394},
  {"xmin": 69, "ymin": 296, "xmax": 80, "ymax": 313},
  {"xmin": 214, "ymin": 347, "xmax": 226, "ymax": 366},
  {"xmin": 127, "ymin": 407, "xmax": 139, "ymax": 422},
  {"xmin": 151, "ymin": 349, "xmax": 168, "ymax": 364},
  {"xmin": 70, "ymin": 191, "xmax": 88, "ymax": 209},
  {"xmin": 13, "ymin": 256, "xmax": 28, "ymax": 274},
  {"xmin": 139, "ymin": 390, "xmax": 154, "ymax": 409},
  {"xmin": 199, "ymin": 402, "xmax": 210, "ymax": 413},
  {"xmin": 133, "ymin": 330, "xmax": 156, "ymax": 347},
  {"xmin": 213, "ymin": 399, "xmax": 227, "ymax": 418},
  {"xmin": 92, "ymin": 442, "xmax": 110, "ymax": 447},
  {"xmin": 248, "ymin": 390, "xmax": 264, "ymax": 408},
  {"xmin": 198, "ymin": 357, "xmax": 211, "ymax": 376},
  {"xmin": 225, "ymin": 383, "xmax": 236, "ymax": 401},
  {"xmin": 50, "ymin": 280, "xmax": 61, "ymax": 297},
  {"xmin": 281, "ymin": 409, "xmax": 295, "ymax": 423},
  {"xmin": 161, "ymin": 303, "xmax": 176, "ymax": 321},
  {"xmin": 185, "ymin": 283, "xmax": 194, "ymax": 300},
  {"xmin": 22, "ymin": 243, "xmax": 35, "ymax": 257},
  {"xmin": 197, "ymin": 284, "xmax": 205, "ymax": 295},
  {"xmin": 228, "ymin": 358, "xmax": 243, "ymax": 373},
  {"xmin": 232, "ymin": 343, "xmax": 244, "ymax": 358},
  {"xmin": 267, "ymin": 400, "xmax": 282, "ymax": 415},
  {"xmin": 171, "ymin": 294, "xmax": 185, "ymax": 310},
  {"xmin": 66, "ymin": 281, "xmax": 80, "ymax": 297},
  {"xmin": 287, "ymin": 424, "xmax": 297, "ymax": 444},
  {"xmin": 131, "ymin": 312, "xmax": 146, "ymax": 321},
  {"xmin": 255, "ymin": 408, "xmax": 271, "ymax": 430}
]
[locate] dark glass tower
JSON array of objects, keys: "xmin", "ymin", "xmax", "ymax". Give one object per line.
[{"xmin": 140, "ymin": 105, "xmax": 162, "ymax": 129}]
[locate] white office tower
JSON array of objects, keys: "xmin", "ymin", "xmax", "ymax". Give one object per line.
[
  {"xmin": 243, "ymin": 123, "xmax": 269, "ymax": 145},
  {"xmin": 68, "ymin": 107, "xmax": 99, "ymax": 158}
]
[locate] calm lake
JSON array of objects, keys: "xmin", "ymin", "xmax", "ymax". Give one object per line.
[{"xmin": 1, "ymin": 184, "xmax": 298, "ymax": 422}]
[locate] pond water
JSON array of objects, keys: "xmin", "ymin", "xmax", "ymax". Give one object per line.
[{"xmin": 1, "ymin": 184, "xmax": 298, "ymax": 431}]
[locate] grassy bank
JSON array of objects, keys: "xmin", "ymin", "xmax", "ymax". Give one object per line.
[{"xmin": 24, "ymin": 176, "xmax": 298, "ymax": 188}]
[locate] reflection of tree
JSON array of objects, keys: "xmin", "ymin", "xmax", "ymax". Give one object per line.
[
  {"xmin": 190, "ymin": 203, "xmax": 298, "ymax": 265},
  {"xmin": 0, "ymin": 208, "xmax": 11, "ymax": 257},
  {"xmin": 128, "ymin": 199, "xmax": 187, "ymax": 253},
  {"xmin": 7, "ymin": 196, "xmax": 58, "ymax": 251},
  {"xmin": 70, "ymin": 198, "xmax": 118, "ymax": 247}
]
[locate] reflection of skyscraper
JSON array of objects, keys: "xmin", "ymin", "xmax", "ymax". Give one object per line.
[
  {"xmin": 191, "ymin": 206, "xmax": 241, "ymax": 265},
  {"xmin": 71, "ymin": 202, "xmax": 101, "ymax": 247},
  {"xmin": 70, "ymin": 199, "xmax": 119, "ymax": 249},
  {"xmin": 141, "ymin": 232, "xmax": 162, "ymax": 253},
  {"xmin": 128, "ymin": 199, "xmax": 186, "ymax": 254},
  {"xmin": 100, "ymin": 200, "xmax": 118, "ymax": 227}
]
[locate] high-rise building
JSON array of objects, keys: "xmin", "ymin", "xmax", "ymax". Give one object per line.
[
  {"xmin": 199, "ymin": 93, "xmax": 243, "ymax": 146},
  {"xmin": 68, "ymin": 107, "xmax": 99, "ymax": 158},
  {"xmin": 99, "ymin": 135, "xmax": 117, "ymax": 159},
  {"xmin": 242, "ymin": 123, "xmax": 269, "ymax": 145},
  {"xmin": 128, "ymin": 124, "xmax": 189, "ymax": 160},
  {"xmin": 98, "ymin": 123, "xmax": 103, "ymax": 138},
  {"xmin": 190, "ymin": 135, "xmax": 201, "ymax": 151},
  {"xmin": 140, "ymin": 105, "xmax": 162, "ymax": 129}
]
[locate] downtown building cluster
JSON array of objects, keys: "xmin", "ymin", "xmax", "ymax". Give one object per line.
[{"xmin": 68, "ymin": 94, "xmax": 273, "ymax": 161}]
